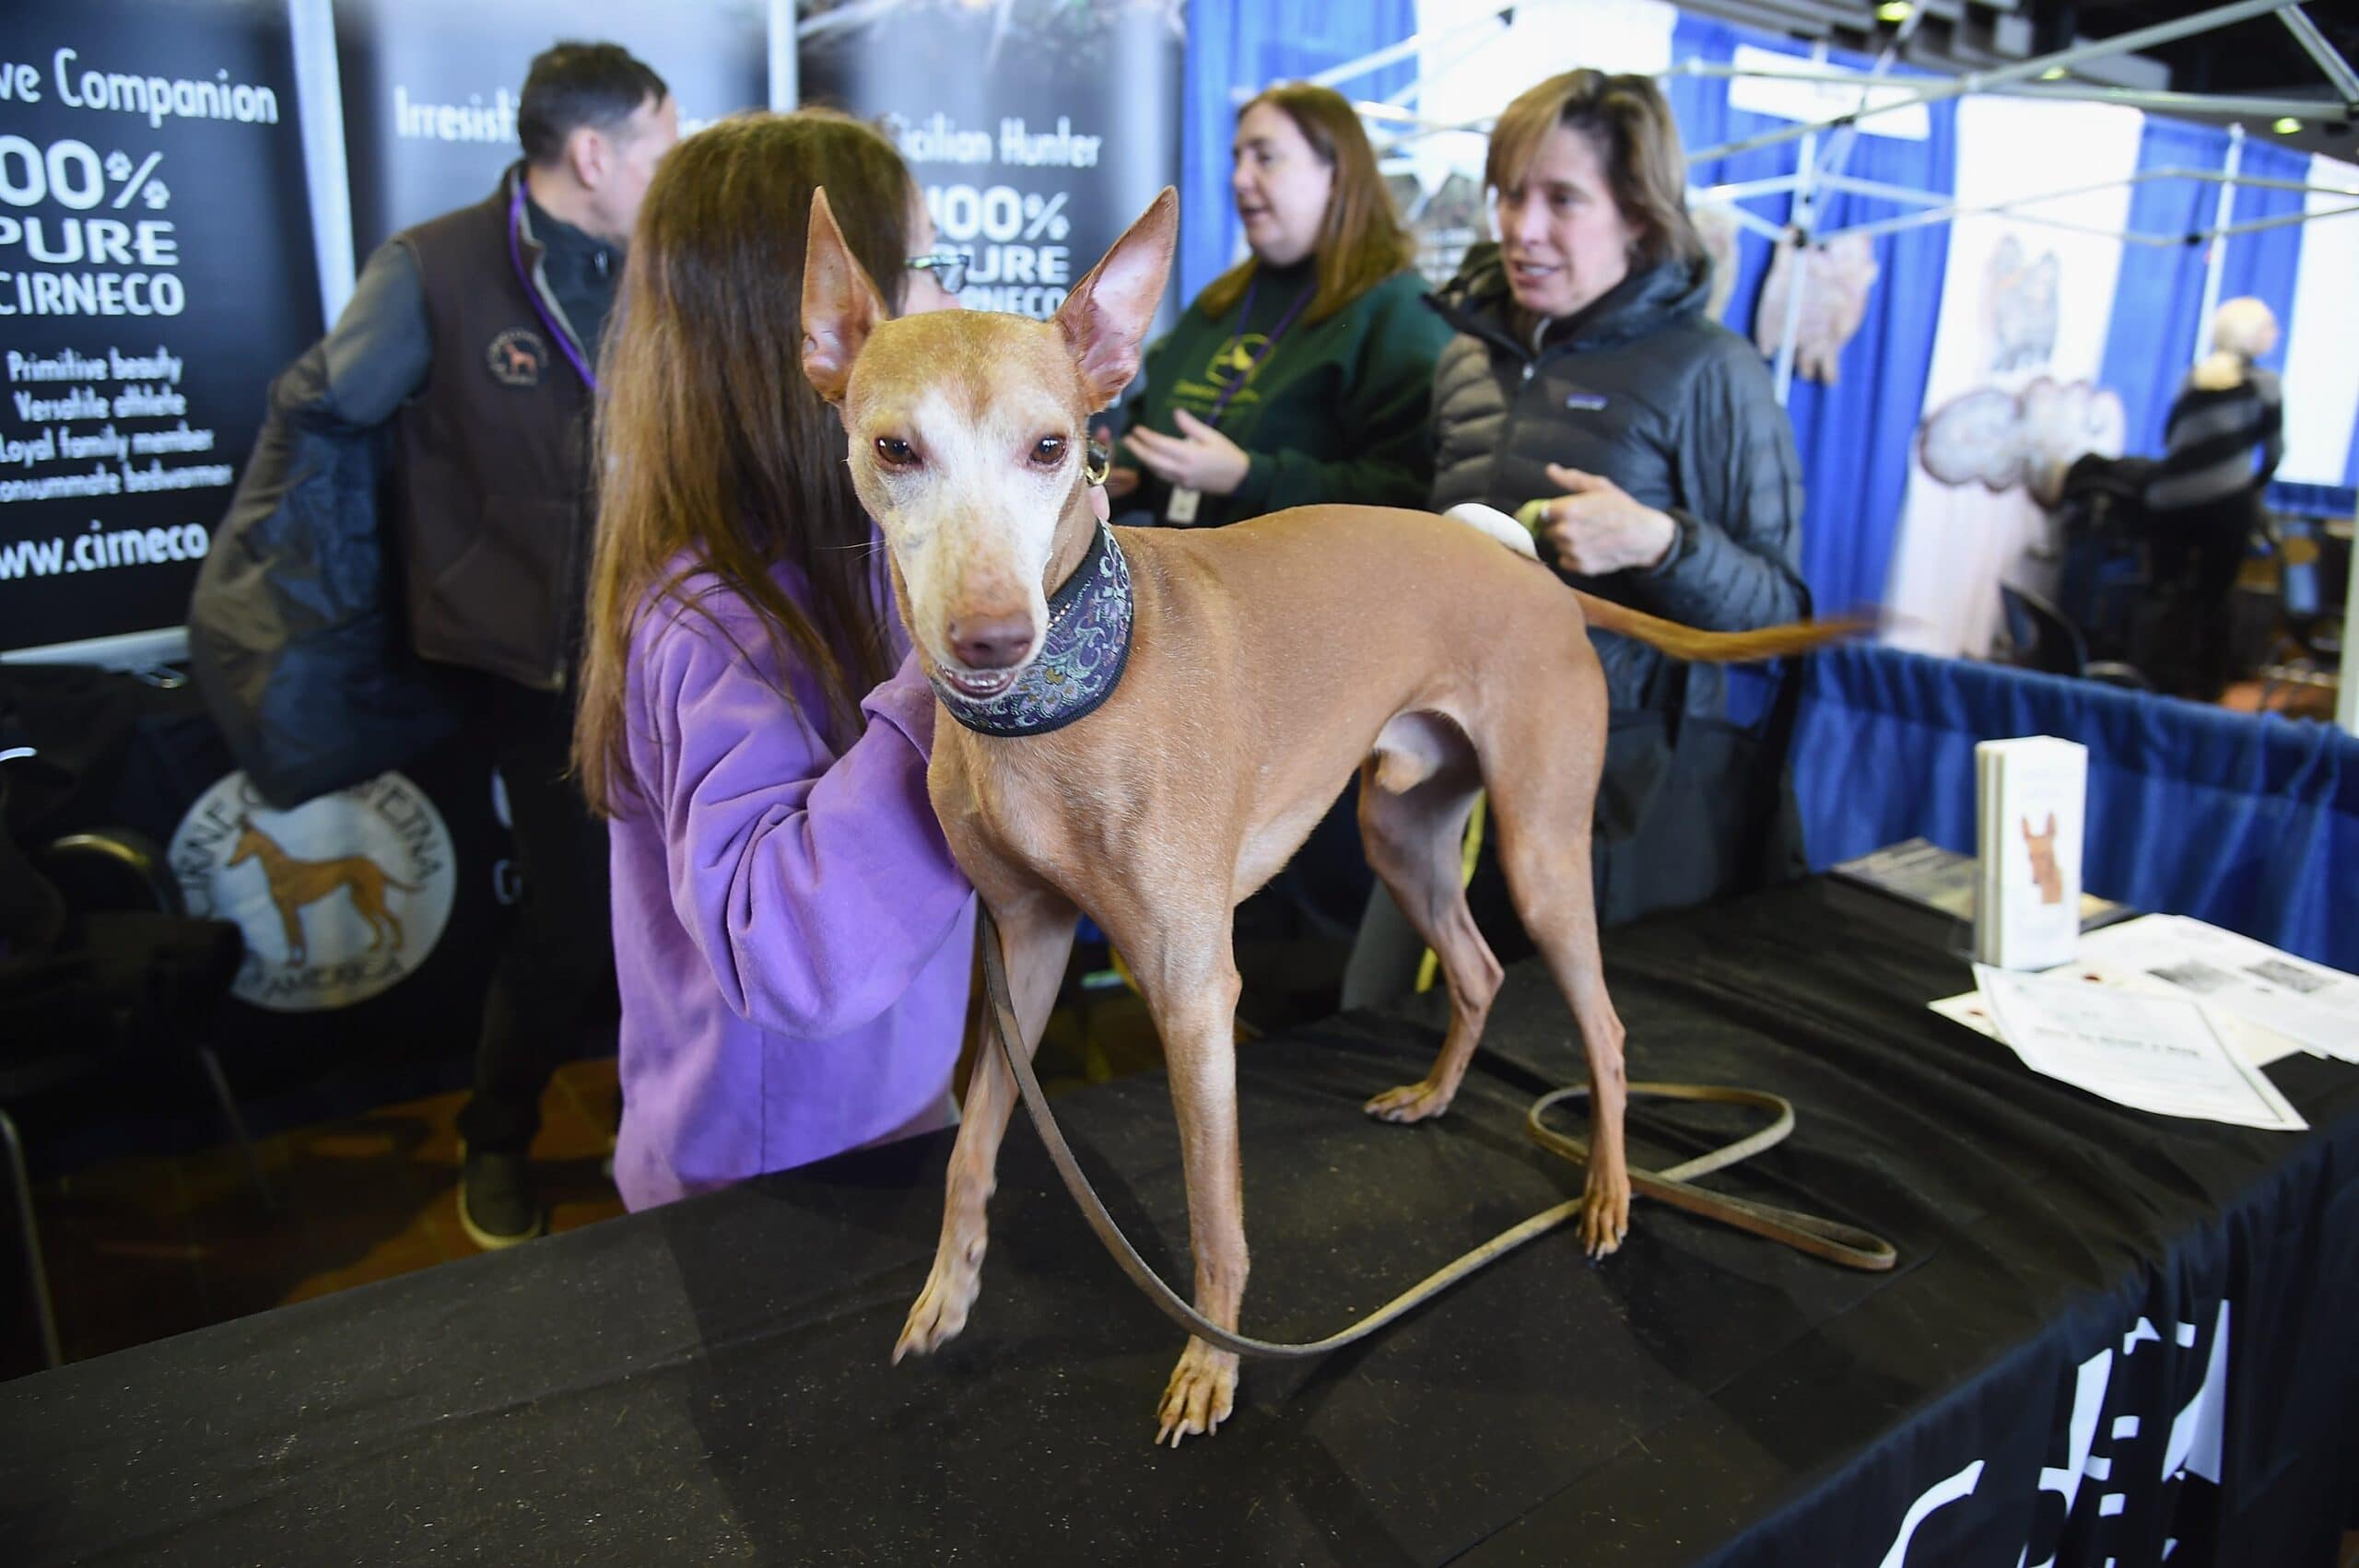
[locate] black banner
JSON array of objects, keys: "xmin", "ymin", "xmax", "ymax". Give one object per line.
[
  {"xmin": 0, "ymin": 0, "xmax": 319, "ymax": 655},
  {"xmin": 798, "ymin": 0, "xmax": 1183, "ymax": 327},
  {"xmin": 334, "ymin": 0, "xmax": 770, "ymax": 258}
]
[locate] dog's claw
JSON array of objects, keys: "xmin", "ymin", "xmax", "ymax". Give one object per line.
[
  {"xmin": 895, "ymin": 1250, "xmax": 982, "ymax": 1363},
  {"xmin": 1578, "ymin": 1173, "xmax": 1632, "ymax": 1259},
  {"xmin": 1363, "ymin": 1080, "xmax": 1455, "ymax": 1124},
  {"xmin": 1155, "ymin": 1339, "xmax": 1238, "ymax": 1446}
]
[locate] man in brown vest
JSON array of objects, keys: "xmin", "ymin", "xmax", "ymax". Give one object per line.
[{"xmin": 304, "ymin": 42, "xmax": 677, "ymax": 1245}]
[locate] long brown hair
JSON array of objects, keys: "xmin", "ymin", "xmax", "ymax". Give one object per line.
[
  {"xmin": 576, "ymin": 109, "xmax": 914, "ymax": 816},
  {"xmin": 1486, "ymin": 70, "xmax": 1704, "ymax": 275},
  {"xmin": 1199, "ymin": 83, "xmax": 1416, "ymax": 325}
]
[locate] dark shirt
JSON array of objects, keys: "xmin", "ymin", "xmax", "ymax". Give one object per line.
[
  {"xmin": 523, "ymin": 194, "xmax": 619, "ymax": 366},
  {"xmin": 317, "ymin": 189, "xmax": 620, "ymax": 422}
]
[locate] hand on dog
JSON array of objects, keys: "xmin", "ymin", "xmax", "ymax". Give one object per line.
[
  {"xmin": 1091, "ymin": 424, "xmax": 1142, "ymax": 500},
  {"xmin": 1123, "ymin": 409, "xmax": 1250, "ymax": 497},
  {"xmin": 1536, "ymin": 464, "xmax": 1678, "ymax": 576}
]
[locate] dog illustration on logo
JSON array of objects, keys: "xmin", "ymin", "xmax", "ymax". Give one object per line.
[
  {"xmin": 486, "ymin": 328, "xmax": 546, "ymax": 388},
  {"xmin": 227, "ymin": 816, "xmax": 418, "ymax": 965},
  {"xmin": 2021, "ymin": 813, "xmax": 2064, "ymax": 906}
]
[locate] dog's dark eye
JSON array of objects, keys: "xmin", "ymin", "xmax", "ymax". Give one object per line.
[
  {"xmin": 874, "ymin": 436, "xmax": 918, "ymax": 467},
  {"xmin": 1030, "ymin": 435, "xmax": 1067, "ymax": 466}
]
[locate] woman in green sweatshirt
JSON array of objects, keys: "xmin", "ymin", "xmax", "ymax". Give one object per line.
[{"xmin": 1104, "ymin": 82, "xmax": 1454, "ymax": 530}]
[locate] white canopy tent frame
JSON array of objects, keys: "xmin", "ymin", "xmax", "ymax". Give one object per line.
[{"xmin": 1298, "ymin": 0, "xmax": 2359, "ymax": 729}]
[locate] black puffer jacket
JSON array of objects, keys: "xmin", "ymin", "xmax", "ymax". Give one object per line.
[
  {"xmin": 186, "ymin": 345, "xmax": 458, "ymax": 809},
  {"xmin": 1428, "ymin": 243, "xmax": 1806, "ymax": 718}
]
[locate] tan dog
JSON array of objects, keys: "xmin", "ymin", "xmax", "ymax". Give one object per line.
[
  {"xmin": 227, "ymin": 816, "xmax": 415, "ymax": 965},
  {"xmin": 803, "ymin": 188, "xmax": 1844, "ymax": 1445}
]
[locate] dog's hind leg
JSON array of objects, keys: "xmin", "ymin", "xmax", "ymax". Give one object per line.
[
  {"xmin": 1485, "ymin": 678, "xmax": 1630, "ymax": 1258},
  {"xmin": 895, "ymin": 885, "xmax": 1076, "ymax": 1363},
  {"xmin": 1107, "ymin": 906, "xmax": 1246, "ymax": 1445},
  {"xmin": 1357, "ymin": 715, "xmax": 1502, "ymax": 1124}
]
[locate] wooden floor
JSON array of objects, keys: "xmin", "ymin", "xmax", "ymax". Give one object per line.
[
  {"xmin": 29, "ymin": 1056, "xmax": 628, "ymax": 1367},
  {"xmin": 15, "ymin": 974, "xmax": 1178, "ymax": 1374}
]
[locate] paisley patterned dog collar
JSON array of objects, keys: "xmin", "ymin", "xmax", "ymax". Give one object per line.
[{"xmin": 931, "ymin": 521, "xmax": 1133, "ymax": 738}]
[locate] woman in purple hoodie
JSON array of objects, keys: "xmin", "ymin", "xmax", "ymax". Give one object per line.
[{"xmin": 574, "ymin": 111, "xmax": 973, "ymax": 1209}]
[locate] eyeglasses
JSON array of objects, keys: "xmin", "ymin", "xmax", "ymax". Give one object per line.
[{"xmin": 905, "ymin": 250, "xmax": 968, "ymax": 295}]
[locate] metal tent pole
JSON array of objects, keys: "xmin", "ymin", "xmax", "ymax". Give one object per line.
[
  {"xmin": 1250, "ymin": 5, "xmax": 1512, "ymax": 105},
  {"xmin": 2339, "ymin": 542, "xmax": 2358, "ymax": 737},
  {"xmin": 2194, "ymin": 123, "xmax": 2246, "ymax": 374},
  {"xmin": 1990, "ymin": 82, "xmax": 2345, "ymax": 120},
  {"xmin": 1677, "ymin": 62, "xmax": 2334, "ymax": 122},
  {"xmin": 1687, "ymin": 0, "xmax": 2294, "ymax": 164},
  {"xmin": 2206, "ymin": 200, "xmax": 2359, "ymax": 240},
  {"xmin": 1771, "ymin": 46, "xmax": 1828, "ymax": 406},
  {"xmin": 771, "ymin": 0, "xmax": 798, "ymax": 110},
  {"xmin": 2280, "ymin": 6, "xmax": 2359, "ymax": 107}
]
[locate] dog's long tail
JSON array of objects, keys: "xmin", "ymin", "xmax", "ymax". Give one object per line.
[
  {"xmin": 1442, "ymin": 502, "xmax": 1865, "ymax": 664},
  {"xmin": 1569, "ymin": 591, "xmax": 1863, "ymax": 663}
]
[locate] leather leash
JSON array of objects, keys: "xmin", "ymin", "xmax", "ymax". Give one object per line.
[{"xmin": 981, "ymin": 912, "xmax": 1895, "ymax": 1362}]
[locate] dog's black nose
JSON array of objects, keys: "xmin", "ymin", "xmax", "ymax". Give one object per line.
[{"xmin": 946, "ymin": 613, "xmax": 1035, "ymax": 670}]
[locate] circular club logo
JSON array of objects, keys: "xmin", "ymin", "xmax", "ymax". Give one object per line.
[
  {"xmin": 486, "ymin": 327, "xmax": 546, "ymax": 388},
  {"xmin": 170, "ymin": 772, "xmax": 457, "ymax": 1012}
]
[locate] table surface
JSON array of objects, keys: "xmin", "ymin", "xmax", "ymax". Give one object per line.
[{"xmin": 4, "ymin": 879, "xmax": 2354, "ymax": 1566}]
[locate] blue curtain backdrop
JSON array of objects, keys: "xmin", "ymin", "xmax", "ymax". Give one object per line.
[
  {"xmin": 1178, "ymin": 1, "xmax": 1416, "ymax": 308},
  {"xmin": 1661, "ymin": 16, "xmax": 1797, "ymax": 358},
  {"xmin": 1794, "ymin": 644, "xmax": 2359, "ymax": 970},
  {"xmin": 2098, "ymin": 118, "xmax": 2230, "ymax": 461},
  {"xmin": 1663, "ymin": 15, "xmax": 1955, "ymax": 619}
]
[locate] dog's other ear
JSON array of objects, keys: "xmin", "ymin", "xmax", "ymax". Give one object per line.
[
  {"xmin": 1054, "ymin": 187, "xmax": 1178, "ymax": 408},
  {"xmin": 802, "ymin": 187, "xmax": 887, "ymax": 405},
  {"xmin": 2042, "ymin": 811, "xmax": 2056, "ymax": 837}
]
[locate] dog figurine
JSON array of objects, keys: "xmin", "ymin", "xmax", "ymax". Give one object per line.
[
  {"xmin": 802, "ymin": 187, "xmax": 1845, "ymax": 1445},
  {"xmin": 2022, "ymin": 812, "xmax": 2064, "ymax": 906}
]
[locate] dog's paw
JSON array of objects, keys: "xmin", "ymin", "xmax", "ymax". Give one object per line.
[
  {"xmin": 1363, "ymin": 1079, "xmax": 1455, "ymax": 1124},
  {"xmin": 1579, "ymin": 1168, "xmax": 1631, "ymax": 1259},
  {"xmin": 892, "ymin": 1250, "xmax": 982, "ymax": 1363},
  {"xmin": 1155, "ymin": 1339, "xmax": 1238, "ymax": 1447}
]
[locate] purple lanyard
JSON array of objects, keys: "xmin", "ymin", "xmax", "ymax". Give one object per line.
[
  {"xmin": 1204, "ymin": 274, "xmax": 1315, "ymax": 427},
  {"xmin": 507, "ymin": 178, "xmax": 599, "ymax": 392}
]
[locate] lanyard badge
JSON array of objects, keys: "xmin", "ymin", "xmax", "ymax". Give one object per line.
[{"xmin": 1162, "ymin": 274, "xmax": 1313, "ymax": 527}]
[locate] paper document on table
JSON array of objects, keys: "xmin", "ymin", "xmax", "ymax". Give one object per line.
[
  {"xmin": 1930, "ymin": 965, "xmax": 2306, "ymax": 1068},
  {"xmin": 2076, "ymin": 915, "xmax": 2359, "ymax": 1063},
  {"xmin": 1973, "ymin": 965, "xmax": 2306, "ymax": 1130}
]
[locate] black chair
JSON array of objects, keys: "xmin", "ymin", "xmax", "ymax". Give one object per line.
[
  {"xmin": 2053, "ymin": 451, "xmax": 2155, "ymax": 665},
  {"xmin": 1999, "ymin": 583, "xmax": 2152, "ymax": 690},
  {"xmin": 2258, "ymin": 512, "xmax": 2345, "ymax": 712},
  {"xmin": 0, "ymin": 757, "xmax": 267, "ymax": 1371}
]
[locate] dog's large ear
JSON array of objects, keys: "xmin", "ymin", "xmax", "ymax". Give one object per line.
[
  {"xmin": 1053, "ymin": 187, "xmax": 1178, "ymax": 409},
  {"xmin": 802, "ymin": 187, "xmax": 887, "ymax": 406}
]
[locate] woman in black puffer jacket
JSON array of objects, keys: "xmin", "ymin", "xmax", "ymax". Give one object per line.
[{"xmin": 1345, "ymin": 69, "xmax": 1812, "ymax": 1000}]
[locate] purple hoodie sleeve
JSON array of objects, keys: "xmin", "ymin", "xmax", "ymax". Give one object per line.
[{"xmin": 640, "ymin": 616, "xmax": 973, "ymax": 1040}]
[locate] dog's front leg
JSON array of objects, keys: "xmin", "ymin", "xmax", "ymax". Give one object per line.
[
  {"xmin": 1125, "ymin": 924, "xmax": 1247, "ymax": 1445},
  {"xmin": 895, "ymin": 887, "xmax": 1076, "ymax": 1363}
]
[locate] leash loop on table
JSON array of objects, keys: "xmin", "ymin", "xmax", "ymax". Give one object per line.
[{"xmin": 980, "ymin": 910, "xmax": 1895, "ymax": 1362}]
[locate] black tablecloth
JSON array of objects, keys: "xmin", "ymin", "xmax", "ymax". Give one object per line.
[{"xmin": 5, "ymin": 880, "xmax": 2355, "ymax": 1565}]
